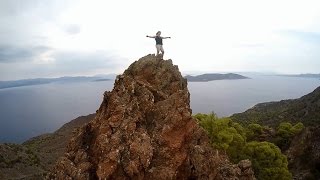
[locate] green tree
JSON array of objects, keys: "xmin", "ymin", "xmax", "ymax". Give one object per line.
[
  {"xmin": 194, "ymin": 113, "xmax": 293, "ymax": 179},
  {"xmin": 275, "ymin": 122, "xmax": 304, "ymax": 150},
  {"xmin": 194, "ymin": 113, "xmax": 246, "ymax": 161},
  {"xmin": 194, "ymin": 112, "xmax": 217, "ymax": 136},
  {"xmin": 291, "ymin": 122, "xmax": 304, "ymax": 134},
  {"xmin": 241, "ymin": 141, "xmax": 292, "ymax": 180},
  {"xmin": 246, "ymin": 123, "xmax": 263, "ymax": 141}
]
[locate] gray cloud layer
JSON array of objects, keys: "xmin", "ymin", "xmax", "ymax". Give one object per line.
[
  {"xmin": 0, "ymin": 49, "xmax": 125, "ymax": 80},
  {"xmin": 0, "ymin": 0, "xmax": 125, "ymax": 80},
  {"xmin": 63, "ymin": 24, "xmax": 82, "ymax": 35},
  {"xmin": 0, "ymin": 45, "xmax": 51, "ymax": 63},
  {"xmin": 52, "ymin": 50, "xmax": 123, "ymax": 72}
]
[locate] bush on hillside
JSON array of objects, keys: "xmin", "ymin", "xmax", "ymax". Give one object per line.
[
  {"xmin": 241, "ymin": 141, "xmax": 292, "ymax": 180},
  {"xmin": 274, "ymin": 122, "xmax": 304, "ymax": 150},
  {"xmin": 194, "ymin": 113, "xmax": 292, "ymax": 180},
  {"xmin": 194, "ymin": 113, "xmax": 246, "ymax": 161}
]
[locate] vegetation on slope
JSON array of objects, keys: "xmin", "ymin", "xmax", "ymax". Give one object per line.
[
  {"xmin": 0, "ymin": 114, "xmax": 95, "ymax": 179},
  {"xmin": 231, "ymin": 86, "xmax": 320, "ymax": 127},
  {"xmin": 194, "ymin": 113, "xmax": 292, "ymax": 180}
]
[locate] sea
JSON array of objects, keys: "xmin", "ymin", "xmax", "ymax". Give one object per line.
[{"xmin": 0, "ymin": 75, "xmax": 319, "ymax": 143}]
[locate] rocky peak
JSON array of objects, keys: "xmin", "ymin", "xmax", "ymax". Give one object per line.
[{"xmin": 49, "ymin": 54, "xmax": 255, "ymax": 179}]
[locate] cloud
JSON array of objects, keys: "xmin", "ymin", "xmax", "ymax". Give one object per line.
[
  {"xmin": 0, "ymin": 0, "xmax": 33, "ymax": 17},
  {"xmin": 0, "ymin": 0, "xmax": 72, "ymax": 20},
  {"xmin": 0, "ymin": 45, "xmax": 52, "ymax": 63},
  {"xmin": 236, "ymin": 43, "xmax": 265, "ymax": 48},
  {"xmin": 0, "ymin": 0, "xmax": 74, "ymax": 47},
  {"xmin": 0, "ymin": 48, "xmax": 128, "ymax": 80},
  {"xmin": 1, "ymin": 0, "xmax": 320, "ymax": 79},
  {"xmin": 51, "ymin": 50, "xmax": 124, "ymax": 72},
  {"xmin": 63, "ymin": 24, "xmax": 81, "ymax": 35}
]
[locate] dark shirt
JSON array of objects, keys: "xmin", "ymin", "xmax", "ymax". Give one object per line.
[{"xmin": 155, "ymin": 36, "xmax": 163, "ymax": 45}]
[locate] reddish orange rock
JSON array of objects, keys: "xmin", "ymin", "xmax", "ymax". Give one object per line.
[{"xmin": 48, "ymin": 54, "xmax": 255, "ymax": 180}]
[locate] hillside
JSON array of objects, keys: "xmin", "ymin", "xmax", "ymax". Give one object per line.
[
  {"xmin": 185, "ymin": 73, "xmax": 249, "ymax": 82},
  {"xmin": 0, "ymin": 114, "xmax": 94, "ymax": 179},
  {"xmin": 231, "ymin": 86, "xmax": 320, "ymax": 179},
  {"xmin": 231, "ymin": 86, "xmax": 320, "ymax": 127},
  {"xmin": 286, "ymin": 125, "xmax": 320, "ymax": 179}
]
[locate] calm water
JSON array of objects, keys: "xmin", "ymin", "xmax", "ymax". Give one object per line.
[
  {"xmin": 0, "ymin": 76, "xmax": 319, "ymax": 143},
  {"xmin": 189, "ymin": 75, "xmax": 319, "ymax": 116}
]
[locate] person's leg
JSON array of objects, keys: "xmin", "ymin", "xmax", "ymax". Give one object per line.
[
  {"xmin": 160, "ymin": 45, "xmax": 164, "ymax": 55},
  {"xmin": 156, "ymin": 45, "xmax": 160, "ymax": 56}
]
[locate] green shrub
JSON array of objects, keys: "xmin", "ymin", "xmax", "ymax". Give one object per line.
[
  {"xmin": 275, "ymin": 122, "xmax": 304, "ymax": 150},
  {"xmin": 30, "ymin": 154, "xmax": 40, "ymax": 165},
  {"xmin": 291, "ymin": 122, "xmax": 304, "ymax": 134},
  {"xmin": 241, "ymin": 141, "xmax": 292, "ymax": 180},
  {"xmin": 194, "ymin": 113, "xmax": 293, "ymax": 179},
  {"xmin": 194, "ymin": 113, "xmax": 246, "ymax": 161},
  {"xmin": 194, "ymin": 112, "xmax": 217, "ymax": 136},
  {"xmin": 246, "ymin": 123, "xmax": 263, "ymax": 141}
]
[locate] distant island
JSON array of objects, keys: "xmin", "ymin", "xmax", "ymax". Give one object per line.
[
  {"xmin": 279, "ymin": 73, "xmax": 320, "ymax": 78},
  {"xmin": 185, "ymin": 73, "xmax": 249, "ymax": 82},
  {"xmin": 0, "ymin": 75, "xmax": 115, "ymax": 89},
  {"xmin": 93, "ymin": 78, "xmax": 111, "ymax": 82}
]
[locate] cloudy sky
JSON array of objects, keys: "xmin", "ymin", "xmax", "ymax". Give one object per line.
[{"xmin": 0, "ymin": 0, "xmax": 320, "ymax": 80}]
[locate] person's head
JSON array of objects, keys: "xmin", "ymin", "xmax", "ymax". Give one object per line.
[{"xmin": 156, "ymin": 31, "xmax": 161, "ymax": 36}]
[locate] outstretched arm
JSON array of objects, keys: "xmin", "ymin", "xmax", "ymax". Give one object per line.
[
  {"xmin": 162, "ymin": 36, "xmax": 171, "ymax": 39},
  {"xmin": 146, "ymin": 35, "xmax": 156, "ymax": 38}
]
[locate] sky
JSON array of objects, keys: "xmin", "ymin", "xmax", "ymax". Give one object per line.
[{"xmin": 0, "ymin": 0, "xmax": 320, "ymax": 80}]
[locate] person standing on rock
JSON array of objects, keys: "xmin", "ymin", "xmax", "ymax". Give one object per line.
[{"xmin": 146, "ymin": 31, "xmax": 171, "ymax": 57}]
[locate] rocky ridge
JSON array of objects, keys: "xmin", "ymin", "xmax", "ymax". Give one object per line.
[{"xmin": 49, "ymin": 54, "xmax": 255, "ymax": 179}]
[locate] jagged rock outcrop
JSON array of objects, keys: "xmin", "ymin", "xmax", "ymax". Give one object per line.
[{"xmin": 49, "ymin": 54, "xmax": 255, "ymax": 179}]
